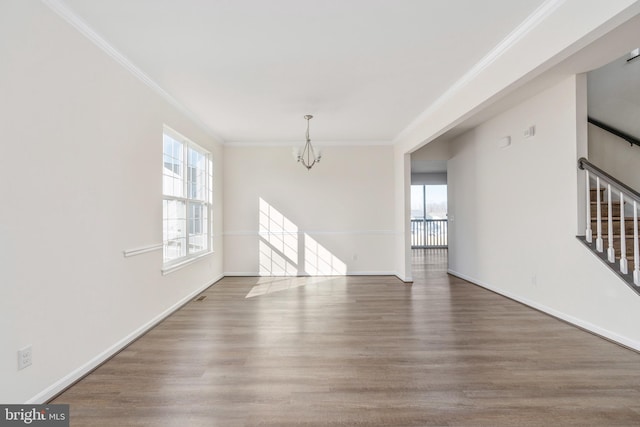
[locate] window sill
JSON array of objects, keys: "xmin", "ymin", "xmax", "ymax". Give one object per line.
[{"xmin": 162, "ymin": 251, "xmax": 214, "ymax": 276}]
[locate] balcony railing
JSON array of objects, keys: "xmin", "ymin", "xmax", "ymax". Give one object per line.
[{"xmin": 411, "ymin": 218, "xmax": 448, "ymax": 248}]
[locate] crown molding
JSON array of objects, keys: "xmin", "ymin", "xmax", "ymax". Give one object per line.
[
  {"xmin": 41, "ymin": 0, "xmax": 225, "ymax": 143},
  {"xmin": 224, "ymin": 139, "xmax": 392, "ymax": 147},
  {"xmin": 393, "ymin": 0, "xmax": 566, "ymax": 145}
]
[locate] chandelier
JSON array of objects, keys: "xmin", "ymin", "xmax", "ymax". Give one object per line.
[{"xmin": 297, "ymin": 115, "xmax": 321, "ymax": 170}]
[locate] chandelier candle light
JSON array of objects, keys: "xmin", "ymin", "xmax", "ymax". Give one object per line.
[{"xmin": 297, "ymin": 115, "xmax": 321, "ymax": 170}]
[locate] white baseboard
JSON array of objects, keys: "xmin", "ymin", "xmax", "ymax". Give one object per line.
[
  {"xmin": 223, "ymin": 271, "xmax": 265, "ymax": 277},
  {"xmin": 395, "ymin": 272, "xmax": 413, "ymax": 283},
  {"xmin": 447, "ymin": 269, "xmax": 640, "ymax": 352},
  {"xmin": 28, "ymin": 274, "xmax": 223, "ymax": 404},
  {"xmin": 351, "ymin": 271, "xmax": 398, "ymax": 277},
  {"xmin": 223, "ymin": 271, "xmax": 398, "ymax": 277}
]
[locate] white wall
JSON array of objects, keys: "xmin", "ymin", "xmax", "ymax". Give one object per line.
[
  {"xmin": 411, "ymin": 137, "xmax": 450, "ymax": 161},
  {"xmin": 223, "ymin": 145, "xmax": 395, "ymax": 276},
  {"xmin": 447, "ymin": 75, "xmax": 640, "ymax": 350},
  {"xmin": 411, "ymin": 172, "xmax": 447, "ymax": 185},
  {"xmin": 393, "ymin": 1, "xmax": 640, "ymax": 281},
  {"xmin": 0, "ymin": 1, "xmax": 224, "ymax": 403},
  {"xmin": 588, "ymin": 53, "xmax": 640, "ymax": 139},
  {"xmin": 395, "ymin": 0, "xmax": 640, "ymax": 155},
  {"xmin": 410, "ymin": 137, "xmax": 450, "ymax": 185},
  {"xmin": 587, "ymin": 51, "xmax": 640, "ymax": 190},
  {"xmin": 589, "ymin": 123, "xmax": 640, "ymax": 190},
  {"xmin": 393, "ymin": 150, "xmax": 412, "ymax": 282}
]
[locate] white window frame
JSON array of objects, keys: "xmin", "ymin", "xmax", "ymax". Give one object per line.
[{"xmin": 162, "ymin": 126, "xmax": 213, "ymax": 273}]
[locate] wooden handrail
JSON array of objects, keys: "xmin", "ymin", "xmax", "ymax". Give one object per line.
[{"xmin": 578, "ymin": 157, "xmax": 640, "ymax": 204}]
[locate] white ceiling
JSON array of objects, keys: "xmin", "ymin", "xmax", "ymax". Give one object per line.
[{"xmin": 54, "ymin": 0, "xmax": 547, "ymax": 144}]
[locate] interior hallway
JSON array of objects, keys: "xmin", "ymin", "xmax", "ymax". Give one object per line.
[{"xmin": 51, "ymin": 250, "xmax": 640, "ymax": 426}]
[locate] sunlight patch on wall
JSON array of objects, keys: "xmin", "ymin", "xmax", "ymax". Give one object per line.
[
  {"xmin": 259, "ymin": 197, "xmax": 298, "ymax": 276},
  {"xmin": 257, "ymin": 197, "xmax": 347, "ymax": 281},
  {"xmin": 305, "ymin": 233, "xmax": 347, "ymax": 275},
  {"xmin": 259, "ymin": 240, "xmax": 297, "ymax": 276}
]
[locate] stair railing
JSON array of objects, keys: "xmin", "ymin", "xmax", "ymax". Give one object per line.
[{"xmin": 578, "ymin": 158, "xmax": 640, "ymax": 286}]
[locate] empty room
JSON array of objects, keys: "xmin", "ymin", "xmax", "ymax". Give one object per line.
[{"xmin": 3, "ymin": 0, "xmax": 640, "ymax": 425}]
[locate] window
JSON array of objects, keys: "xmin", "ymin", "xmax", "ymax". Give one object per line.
[
  {"xmin": 411, "ymin": 185, "xmax": 447, "ymax": 219},
  {"xmin": 410, "ymin": 184, "xmax": 448, "ymax": 248},
  {"xmin": 163, "ymin": 127, "xmax": 212, "ymax": 267}
]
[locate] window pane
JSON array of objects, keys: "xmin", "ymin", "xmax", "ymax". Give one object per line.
[
  {"xmin": 163, "ymin": 134, "xmax": 184, "ymax": 197},
  {"xmin": 411, "ymin": 185, "xmax": 447, "ymax": 219},
  {"xmin": 163, "ymin": 128, "xmax": 212, "ymax": 265},
  {"xmin": 425, "ymin": 185, "xmax": 447, "ymax": 218},
  {"xmin": 188, "ymin": 147, "xmax": 207, "ymax": 201},
  {"xmin": 208, "ymin": 158, "xmax": 213, "ymax": 204},
  {"xmin": 163, "ymin": 199, "xmax": 186, "ymax": 262},
  {"xmin": 173, "ymin": 139, "xmax": 181, "ymax": 163},
  {"xmin": 411, "ymin": 185, "xmax": 425, "ymax": 219},
  {"xmin": 188, "ymin": 202, "xmax": 208, "ymax": 254}
]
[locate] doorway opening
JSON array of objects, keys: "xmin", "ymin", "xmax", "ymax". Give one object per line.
[{"xmin": 410, "ymin": 184, "xmax": 448, "ymax": 249}]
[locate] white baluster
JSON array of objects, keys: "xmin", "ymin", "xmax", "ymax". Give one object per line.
[
  {"xmin": 607, "ymin": 184, "xmax": 615, "ymax": 263},
  {"xmin": 620, "ymin": 192, "xmax": 628, "ymax": 274},
  {"xmin": 596, "ymin": 177, "xmax": 603, "ymax": 252},
  {"xmin": 585, "ymin": 170, "xmax": 592, "ymax": 243},
  {"xmin": 634, "ymin": 200, "xmax": 639, "ymax": 286},
  {"xmin": 422, "ymin": 218, "xmax": 427, "ymax": 247}
]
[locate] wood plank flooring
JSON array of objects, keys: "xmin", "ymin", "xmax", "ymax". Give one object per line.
[{"xmin": 52, "ymin": 249, "xmax": 640, "ymax": 426}]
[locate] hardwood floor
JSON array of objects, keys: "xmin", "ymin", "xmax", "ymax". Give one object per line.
[{"xmin": 52, "ymin": 249, "xmax": 640, "ymax": 426}]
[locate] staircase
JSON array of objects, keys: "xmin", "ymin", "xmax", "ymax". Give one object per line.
[
  {"xmin": 578, "ymin": 158, "xmax": 640, "ymax": 293},
  {"xmin": 589, "ymin": 188, "xmax": 636, "ymax": 270}
]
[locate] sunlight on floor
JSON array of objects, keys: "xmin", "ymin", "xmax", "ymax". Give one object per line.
[{"xmin": 245, "ymin": 276, "xmax": 338, "ymax": 298}]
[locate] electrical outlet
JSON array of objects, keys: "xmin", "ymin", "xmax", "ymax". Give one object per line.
[{"xmin": 18, "ymin": 346, "xmax": 32, "ymax": 370}]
